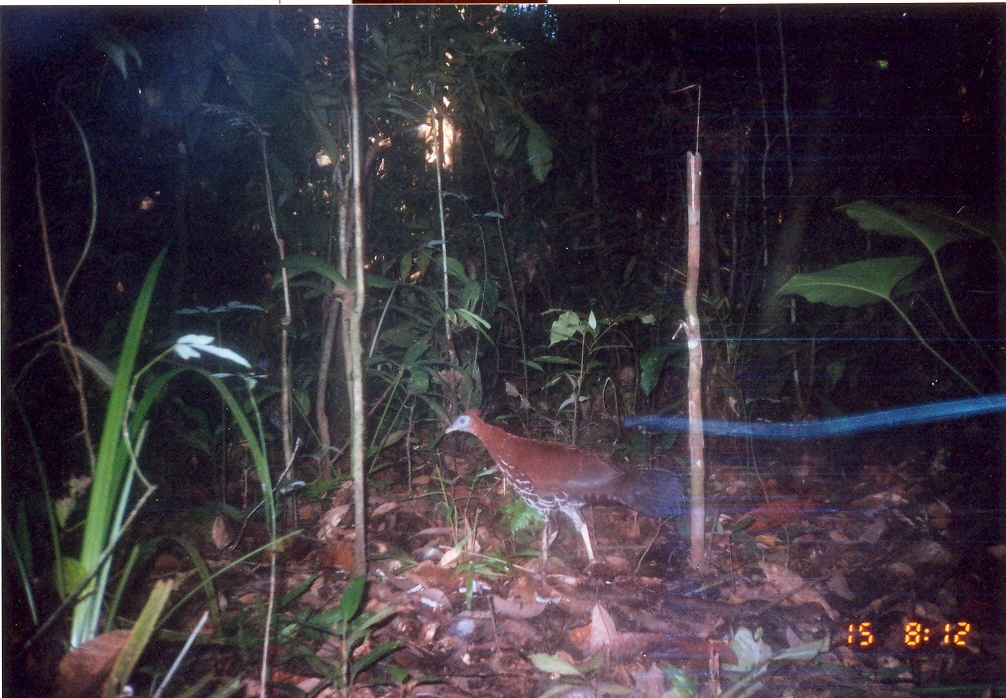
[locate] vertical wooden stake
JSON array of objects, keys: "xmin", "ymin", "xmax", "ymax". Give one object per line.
[{"xmin": 684, "ymin": 151, "xmax": 705, "ymax": 571}]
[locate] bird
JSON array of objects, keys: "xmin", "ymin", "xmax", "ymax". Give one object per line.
[{"xmin": 446, "ymin": 410, "xmax": 684, "ymax": 570}]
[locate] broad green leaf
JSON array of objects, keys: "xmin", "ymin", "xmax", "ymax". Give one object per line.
[
  {"xmin": 366, "ymin": 274, "xmax": 398, "ymax": 289},
  {"xmin": 776, "ymin": 256, "xmax": 924, "ymax": 308},
  {"xmin": 338, "ymin": 576, "xmax": 367, "ymax": 623},
  {"xmin": 408, "ymin": 367, "xmax": 429, "ymax": 394},
  {"xmin": 220, "ymin": 53, "xmax": 256, "ymax": 107},
  {"xmin": 400, "ymin": 249, "xmax": 414, "ymax": 282},
  {"xmin": 348, "ymin": 605, "xmax": 397, "ymax": 637},
  {"xmin": 639, "ymin": 347, "xmax": 674, "ymax": 396},
  {"xmin": 841, "ymin": 200, "xmax": 971, "ymax": 256},
  {"xmin": 525, "ymin": 122, "xmax": 553, "ymax": 183},
  {"xmin": 549, "ymin": 310, "xmax": 582, "ymax": 346},
  {"xmin": 530, "ymin": 653, "xmax": 582, "ymax": 676},
  {"xmin": 440, "ymin": 255, "xmax": 470, "ymax": 281},
  {"xmin": 403, "ymin": 339, "xmax": 429, "ymax": 366},
  {"xmin": 282, "ymin": 253, "xmax": 349, "ymax": 290},
  {"xmin": 306, "ymin": 102, "xmax": 340, "ymax": 162}
]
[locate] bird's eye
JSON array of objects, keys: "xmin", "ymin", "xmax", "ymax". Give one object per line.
[{"xmin": 459, "ymin": 417, "xmax": 470, "ymax": 427}]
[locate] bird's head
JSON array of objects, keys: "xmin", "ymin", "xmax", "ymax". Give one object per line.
[{"xmin": 446, "ymin": 410, "xmax": 482, "ymax": 434}]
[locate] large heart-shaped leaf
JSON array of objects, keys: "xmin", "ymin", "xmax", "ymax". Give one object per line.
[
  {"xmin": 840, "ymin": 200, "xmax": 974, "ymax": 256},
  {"xmin": 776, "ymin": 256, "xmax": 924, "ymax": 308}
]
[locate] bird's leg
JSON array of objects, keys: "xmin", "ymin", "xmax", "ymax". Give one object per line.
[
  {"xmin": 559, "ymin": 503, "xmax": 595, "ymax": 563},
  {"xmin": 539, "ymin": 517, "xmax": 550, "ymax": 575}
]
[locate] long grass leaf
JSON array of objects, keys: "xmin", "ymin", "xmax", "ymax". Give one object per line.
[{"xmin": 72, "ymin": 246, "xmax": 169, "ymax": 648}]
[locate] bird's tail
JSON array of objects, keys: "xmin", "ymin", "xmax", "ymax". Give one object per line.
[{"xmin": 612, "ymin": 468, "xmax": 685, "ymax": 518}]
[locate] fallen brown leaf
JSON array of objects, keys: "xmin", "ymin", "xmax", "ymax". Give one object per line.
[{"xmin": 53, "ymin": 630, "xmax": 131, "ymax": 698}]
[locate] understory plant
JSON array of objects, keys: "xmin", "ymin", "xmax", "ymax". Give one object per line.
[
  {"xmin": 273, "ymin": 576, "xmax": 399, "ymax": 696},
  {"xmin": 777, "ymin": 200, "xmax": 1001, "ymax": 396},
  {"xmin": 8, "ymin": 246, "xmax": 276, "ymax": 653}
]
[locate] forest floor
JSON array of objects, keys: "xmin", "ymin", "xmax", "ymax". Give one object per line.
[{"xmin": 39, "ymin": 420, "xmax": 1006, "ymax": 697}]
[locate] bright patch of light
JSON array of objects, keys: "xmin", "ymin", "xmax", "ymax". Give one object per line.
[
  {"xmin": 316, "ymin": 150, "xmax": 333, "ymax": 167},
  {"xmin": 313, "ymin": 17, "xmax": 322, "ymax": 30},
  {"xmin": 417, "ymin": 113, "xmax": 456, "ymax": 169}
]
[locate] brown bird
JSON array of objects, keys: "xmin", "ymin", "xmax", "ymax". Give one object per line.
[{"xmin": 446, "ymin": 410, "xmax": 683, "ymax": 569}]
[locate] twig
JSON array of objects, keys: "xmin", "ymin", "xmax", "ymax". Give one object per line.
[
  {"xmin": 32, "ymin": 134, "xmax": 95, "ymax": 469},
  {"xmin": 150, "ymin": 610, "xmax": 209, "ymax": 698}
]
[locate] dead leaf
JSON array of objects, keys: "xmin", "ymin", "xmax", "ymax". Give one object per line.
[
  {"xmin": 886, "ymin": 561, "xmax": 915, "ymax": 577},
  {"xmin": 760, "ymin": 562, "xmax": 838, "ymax": 620},
  {"xmin": 372, "ymin": 501, "xmax": 398, "ymax": 517},
  {"xmin": 629, "ymin": 663, "xmax": 665, "ymax": 698},
  {"xmin": 827, "ymin": 573, "xmax": 855, "ymax": 601},
  {"xmin": 569, "ymin": 622, "xmax": 592, "ymax": 654},
  {"xmin": 903, "ymin": 540, "xmax": 956, "ymax": 567},
  {"xmin": 499, "ymin": 617, "xmax": 542, "ymax": 647},
  {"xmin": 439, "ymin": 548, "xmax": 462, "ymax": 568},
  {"xmin": 589, "ymin": 604, "xmax": 619, "ymax": 654},
  {"xmin": 153, "ymin": 553, "xmax": 184, "ymax": 573},
  {"xmin": 493, "ymin": 594, "xmax": 547, "ymax": 619},
  {"xmin": 744, "ymin": 499, "xmax": 813, "ymax": 533},
  {"xmin": 54, "ymin": 630, "xmax": 130, "ymax": 698},
  {"xmin": 859, "ymin": 519, "xmax": 887, "ymax": 543},
  {"xmin": 318, "ymin": 503, "xmax": 352, "ymax": 541},
  {"xmin": 418, "ymin": 587, "xmax": 451, "ymax": 611},
  {"xmin": 211, "ymin": 514, "xmax": 233, "ymax": 550}
]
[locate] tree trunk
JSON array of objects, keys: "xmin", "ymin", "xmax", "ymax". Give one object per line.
[{"xmin": 753, "ymin": 71, "xmax": 837, "ymax": 363}]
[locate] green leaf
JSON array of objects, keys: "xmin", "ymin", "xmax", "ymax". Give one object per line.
[
  {"xmin": 280, "ymin": 574, "xmax": 320, "ymax": 610},
  {"xmin": 549, "ymin": 310, "xmax": 583, "ymax": 346},
  {"xmin": 59, "ymin": 556, "xmax": 87, "ymax": 600},
  {"xmin": 440, "ymin": 255, "xmax": 470, "ymax": 281},
  {"xmin": 776, "ymin": 256, "xmax": 924, "ymax": 308},
  {"xmin": 408, "ymin": 367, "xmax": 430, "ymax": 395},
  {"xmin": 385, "ymin": 665, "xmax": 410, "ymax": 683},
  {"xmin": 403, "ymin": 339, "xmax": 429, "ymax": 366},
  {"xmin": 72, "ymin": 346, "xmax": 116, "ymax": 391},
  {"xmin": 525, "ymin": 122, "xmax": 553, "ymax": 183},
  {"xmin": 348, "ymin": 605, "xmax": 397, "ymax": 638},
  {"xmin": 366, "ymin": 274, "xmax": 398, "ymax": 289},
  {"xmin": 351, "ymin": 640, "xmax": 401, "ymax": 676},
  {"xmin": 282, "ymin": 253, "xmax": 349, "ymax": 290},
  {"xmin": 72, "ymin": 246, "xmax": 168, "ymax": 648},
  {"xmin": 841, "ymin": 200, "xmax": 972, "ymax": 256},
  {"xmin": 494, "ymin": 123, "xmax": 521, "ymax": 159},
  {"xmin": 105, "ymin": 579, "xmax": 175, "ymax": 698},
  {"xmin": 177, "ymin": 431, "xmax": 211, "ymax": 455},
  {"xmin": 639, "ymin": 347, "xmax": 674, "ymax": 396},
  {"xmin": 530, "ymin": 653, "xmax": 582, "ymax": 676},
  {"xmin": 454, "ymin": 308, "xmax": 491, "ymax": 331},
  {"xmin": 220, "ymin": 53, "xmax": 256, "ymax": 107},
  {"xmin": 338, "ymin": 576, "xmax": 367, "ymax": 622}
]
